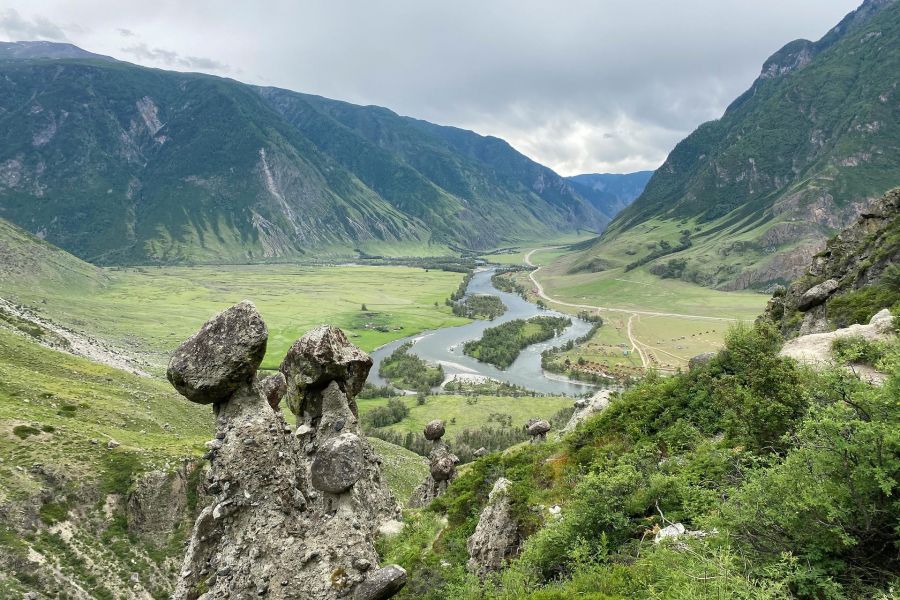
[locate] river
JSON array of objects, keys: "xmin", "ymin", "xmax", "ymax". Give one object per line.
[{"xmin": 367, "ymin": 268, "xmax": 600, "ymax": 395}]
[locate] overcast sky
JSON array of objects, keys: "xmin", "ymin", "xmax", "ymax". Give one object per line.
[{"xmin": 1, "ymin": 1, "xmax": 861, "ymax": 175}]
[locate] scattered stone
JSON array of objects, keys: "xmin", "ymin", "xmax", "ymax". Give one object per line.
[
  {"xmin": 258, "ymin": 372, "xmax": 288, "ymax": 410},
  {"xmin": 797, "ymin": 279, "xmax": 840, "ymax": 311},
  {"xmin": 167, "ymin": 301, "xmax": 268, "ymax": 404},
  {"xmin": 353, "ymin": 565, "xmax": 407, "ymax": 600},
  {"xmin": 310, "ymin": 433, "xmax": 364, "ymax": 494},
  {"xmin": 654, "ymin": 522, "xmax": 686, "ymax": 543},
  {"xmin": 423, "ymin": 419, "xmax": 445, "ymax": 441},
  {"xmin": 106, "ymin": 439, "xmax": 120, "ymax": 449},
  {"xmin": 473, "ymin": 447, "xmax": 487, "ymax": 458}
]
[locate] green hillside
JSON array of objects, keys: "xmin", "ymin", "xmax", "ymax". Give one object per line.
[
  {"xmin": 0, "ymin": 47, "xmax": 606, "ymax": 265},
  {"xmin": 577, "ymin": 0, "xmax": 900, "ymax": 290}
]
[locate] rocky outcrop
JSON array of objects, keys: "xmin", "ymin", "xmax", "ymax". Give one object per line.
[
  {"xmin": 559, "ymin": 390, "xmax": 611, "ymax": 436},
  {"xmin": 408, "ymin": 420, "xmax": 459, "ymax": 508},
  {"xmin": 765, "ymin": 188, "xmax": 900, "ymax": 338},
  {"xmin": 167, "ymin": 303, "xmax": 405, "ymax": 600},
  {"xmin": 780, "ymin": 309, "xmax": 895, "ymax": 379},
  {"xmin": 688, "ymin": 352, "xmax": 717, "ymax": 371},
  {"xmin": 126, "ymin": 460, "xmax": 200, "ymax": 545},
  {"xmin": 466, "ymin": 478, "xmax": 522, "ymax": 574}
]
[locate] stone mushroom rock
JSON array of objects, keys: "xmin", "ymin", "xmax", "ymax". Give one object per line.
[
  {"xmin": 466, "ymin": 478, "xmax": 522, "ymax": 574},
  {"xmin": 170, "ymin": 309, "xmax": 405, "ymax": 600},
  {"xmin": 526, "ymin": 419, "xmax": 551, "ymax": 443},
  {"xmin": 408, "ymin": 441, "xmax": 459, "ymax": 508},
  {"xmin": 424, "ymin": 419, "xmax": 445, "ymax": 441},
  {"xmin": 279, "ymin": 325, "xmax": 372, "ymax": 417},
  {"xmin": 257, "ymin": 371, "xmax": 287, "ymax": 410},
  {"xmin": 797, "ymin": 279, "xmax": 840, "ymax": 311},
  {"xmin": 167, "ymin": 301, "xmax": 268, "ymax": 404}
]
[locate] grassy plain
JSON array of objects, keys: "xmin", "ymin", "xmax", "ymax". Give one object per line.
[
  {"xmin": 357, "ymin": 394, "xmax": 572, "ymax": 438},
  {"xmin": 2, "ymin": 264, "xmax": 467, "ymax": 372}
]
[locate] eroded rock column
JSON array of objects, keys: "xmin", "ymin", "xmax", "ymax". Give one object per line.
[
  {"xmin": 168, "ymin": 304, "xmax": 405, "ymax": 600},
  {"xmin": 408, "ymin": 419, "xmax": 459, "ymax": 508}
]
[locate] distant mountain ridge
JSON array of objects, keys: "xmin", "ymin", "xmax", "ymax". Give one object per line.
[
  {"xmin": 578, "ymin": 0, "xmax": 900, "ymax": 290},
  {"xmin": 0, "ymin": 42, "xmax": 608, "ymax": 264},
  {"xmin": 566, "ymin": 171, "xmax": 653, "ymax": 219}
]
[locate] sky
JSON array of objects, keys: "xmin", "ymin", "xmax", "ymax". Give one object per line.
[{"xmin": 0, "ymin": 1, "xmax": 862, "ymax": 175}]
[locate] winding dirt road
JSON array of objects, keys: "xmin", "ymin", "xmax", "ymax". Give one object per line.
[{"xmin": 522, "ymin": 247, "xmax": 741, "ymax": 369}]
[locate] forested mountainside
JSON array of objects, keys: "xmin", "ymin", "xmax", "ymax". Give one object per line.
[
  {"xmin": 575, "ymin": 0, "xmax": 899, "ymax": 290},
  {"xmin": 0, "ymin": 45, "xmax": 606, "ymax": 265}
]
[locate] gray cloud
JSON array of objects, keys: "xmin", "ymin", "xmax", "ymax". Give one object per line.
[
  {"xmin": 117, "ymin": 28, "xmax": 135, "ymax": 37},
  {"xmin": 0, "ymin": 8, "xmax": 68, "ymax": 41},
  {"xmin": 121, "ymin": 42, "xmax": 229, "ymax": 71},
  {"xmin": 0, "ymin": 1, "xmax": 863, "ymax": 174}
]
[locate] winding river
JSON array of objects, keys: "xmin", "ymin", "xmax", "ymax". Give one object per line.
[{"xmin": 367, "ymin": 268, "xmax": 599, "ymax": 395}]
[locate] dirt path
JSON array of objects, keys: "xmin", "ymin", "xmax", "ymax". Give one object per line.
[
  {"xmin": 523, "ymin": 248, "xmax": 738, "ymax": 322},
  {"xmin": 626, "ymin": 314, "xmax": 649, "ymax": 368}
]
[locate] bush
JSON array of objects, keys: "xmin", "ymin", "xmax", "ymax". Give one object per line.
[{"xmin": 831, "ymin": 335, "xmax": 889, "ymax": 366}]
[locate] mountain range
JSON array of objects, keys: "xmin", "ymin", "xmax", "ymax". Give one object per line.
[
  {"xmin": 0, "ymin": 43, "xmax": 614, "ymax": 264},
  {"xmin": 572, "ymin": 0, "xmax": 899, "ymax": 290}
]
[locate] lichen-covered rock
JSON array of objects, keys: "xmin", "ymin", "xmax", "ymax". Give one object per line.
[
  {"xmin": 167, "ymin": 301, "xmax": 267, "ymax": 404},
  {"xmin": 526, "ymin": 419, "xmax": 550, "ymax": 443},
  {"xmin": 466, "ymin": 478, "xmax": 521, "ymax": 574},
  {"xmin": 353, "ymin": 565, "xmax": 408, "ymax": 600},
  {"xmin": 258, "ymin": 371, "xmax": 287, "ymax": 410},
  {"xmin": 430, "ymin": 452, "xmax": 459, "ymax": 482},
  {"xmin": 797, "ymin": 278, "xmax": 839, "ymax": 311},
  {"xmin": 473, "ymin": 447, "xmax": 487, "ymax": 458},
  {"xmin": 280, "ymin": 325, "xmax": 372, "ymax": 416},
  {"xmin": 423, "ymin": 419, "xmax": 445, "ymax": 441},
  {"xmin": 311, "ymin": 433, "xmax": 364, "ymax": 493}
]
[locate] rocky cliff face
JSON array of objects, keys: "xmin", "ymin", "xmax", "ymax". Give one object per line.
[
  {"xmin": 765, "ymin": 187, "xmax": 900, "ymax": 337},
  {"xmin": 466, "ymin": 478, "xmax": 522, "ymax": 574},
  {"xmin": 166, "ymin": 302, "xmax": 406, "ymax": 600}
]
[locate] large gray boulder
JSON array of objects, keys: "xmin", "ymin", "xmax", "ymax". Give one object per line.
[
  {"xmin": 280, "ymin": 325, "xmax": 372, "ymax": 416},
  {"xmin": 423, "ymin": 419, "xmax": 445, "ymax": 441},
  {"xmin": 310, "ymin": 433, "xmax": 364, "ymax": 494},
  {"xmin": 354, "ymin": 565, "xmax": 408, "ymax": 600},
  {"xmin": 167, "ymin": 301, "xmax": 267, "ymax": 404},
  {"xmin": 526, "ymin": 419, "xmax": 551, "ymax": 443},
  {"xmin": 797, "ymin": 279, "xmax": 840, "ymax": 311},
  {"xmin": 466, "ymin": 478, "xmax": 521, "ymax": 574}
]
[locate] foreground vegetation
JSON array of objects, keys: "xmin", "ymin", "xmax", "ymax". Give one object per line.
[
  {"xmin": 464, "ymin": 316, "xmax": 572, "ymax": 368},
  {"xmin": 381, "ymin": 320, "xmax": 900, "ymax": 599}
]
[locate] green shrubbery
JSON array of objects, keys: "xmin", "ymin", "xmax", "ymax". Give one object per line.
[
  {"xmin": 383, "ymin": 322, "xmax": 900, "ymax": 599},
  {"xmin": 452, "ymin": 294, "xmax": 507, "ymax": 320},
  {"xmin": 831, "ymin": 335, "xmax": 891, "ymax": 366}
]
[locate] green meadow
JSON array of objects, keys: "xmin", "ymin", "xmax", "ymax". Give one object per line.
[
  {"xmin": 3, "ymin": 264, "xmax": 468, "ymax": 372},
  {"xmin": 358, "ymin": 393, "xmax": 573, "ymax": 438}
]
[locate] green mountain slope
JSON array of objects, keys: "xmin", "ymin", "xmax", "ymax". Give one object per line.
[
  {"xmin": 566, "ymin": 171, "xmax": 653, "ymax": 219},
  {"xmin": 0, "ymin": 46, "xmax": 606, "ymax": 264},
  {"xmin": 577, "ymin": 0, "xmax": 900, "ymax": 290}
]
